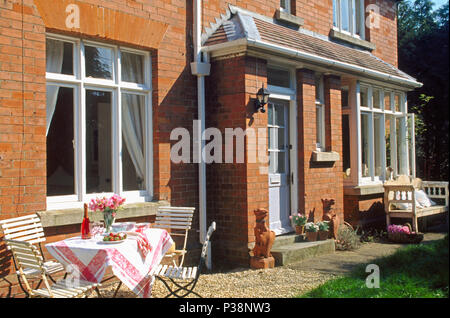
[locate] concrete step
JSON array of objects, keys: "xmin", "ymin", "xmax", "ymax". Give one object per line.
[
  {"xmin": 271, "ymin": 238, "xmax": 335, "ymax": 266},
  {"xmin": 272, "ymin": 233, "xmax": 302, "ymax": 248}
]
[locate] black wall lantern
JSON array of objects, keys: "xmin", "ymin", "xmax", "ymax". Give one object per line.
[{"xmin": 254, "ymin": 84, "xmax": 270, "ymax": 113}]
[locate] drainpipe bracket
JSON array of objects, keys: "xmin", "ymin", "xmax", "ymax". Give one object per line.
[{"xmin": 191, "ymin": 61, "xmax": 211, "ymax": 76}]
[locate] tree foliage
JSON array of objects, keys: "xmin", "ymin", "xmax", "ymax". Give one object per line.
[{"xmin": 398, "ymin": 0, "xmax": 449, "ymax": 181}]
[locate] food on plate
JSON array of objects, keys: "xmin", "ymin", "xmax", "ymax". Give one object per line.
[{"xmin": 103, "ymin": 232, "xmax": 127, "ymax": 242}]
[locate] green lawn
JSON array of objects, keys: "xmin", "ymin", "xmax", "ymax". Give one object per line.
[{"xmin": 300, "ymin": 235, "xmax": 449, "ymax": 298}]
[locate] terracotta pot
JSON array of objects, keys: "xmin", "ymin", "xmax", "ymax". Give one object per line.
[
  {"xmin": 318, "ymin": 230, "xmax": 329, "ymax": 240},
  {"xmin": 295, "ymin": 225, "xmax": 305, "ymax": 235},
  {"xmin": 306, "ymin": 231, "xmax": 318, "ymax": 242}
]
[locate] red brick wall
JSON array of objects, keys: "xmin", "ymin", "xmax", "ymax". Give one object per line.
[
  {"xmin": 0, "ymin": 1, "xmax": 47, "ymax": 219},
  {"xmin": 296, "ymin": 69, "xmax": 344, "ymax": 223},
  {"xmin": 206, "ymin": 55, "xmax": 268, "ymax": 268},
  {"xmin": 0, "ymin": 0, "xmax": 400, "ymax": 293},
  {"xmin": 366, "ymin": 0, "xmax": 399, "ymax": 67}
]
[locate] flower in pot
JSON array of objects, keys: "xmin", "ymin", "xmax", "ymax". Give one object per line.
[
  {"xmin": 290, "ymin": 213, "xmax": 307, "ymax": 234},
  {"xmin": 317, "ymin": 221, "xmax": 330, "ymax": 240},
  {"xmin": 305, "ymin": 222, "xmax": 319, "ymax": 241},
  {"xmin": 89, "ymin": 194, "xmax": 126, "ymax": 233}
]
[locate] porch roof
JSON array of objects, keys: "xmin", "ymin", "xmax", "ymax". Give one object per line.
[{"xmin": 202, "ymin": 6, "xmax": 422, "ymax": 90}]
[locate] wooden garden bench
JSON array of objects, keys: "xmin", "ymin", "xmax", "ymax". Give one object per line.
[{"xmin": 384, "ymin": 176, "xmax": 449, "ymax": 232}]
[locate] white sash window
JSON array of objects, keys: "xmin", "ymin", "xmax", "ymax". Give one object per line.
[{"xmin": 45, "ymin": 34, "xmax": 153, "ymax": 210}]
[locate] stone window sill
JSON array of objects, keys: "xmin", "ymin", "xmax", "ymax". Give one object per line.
[
  {"xmin": 329, "ymin": 29, "xmax": 376, "ymax": 51},
  {"xmin": 38, "ymin": 201, "xmax": 169, "ymax": 228},
  {"xmin": 312, "ymin": 151, "xmax": 340, "ymax": 162},
  {"xmin": 344, "ymin": 184, "xmax": 384, "ymax": 196},
  {"xmin": 275, "ymin": 9, "xmax": 304, "ymax": 27}
]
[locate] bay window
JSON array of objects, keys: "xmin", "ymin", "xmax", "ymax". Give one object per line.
[
  {"xmin": 345, "ymin": 80, "xmax": 415, "ymax": 186},
  {"xmin": 333, "ymin": 0, "xmax": 365, "ymax": 39},
  {"xmin": 46, "ymin": 34, "xmax": 153, "ymax": 210}
]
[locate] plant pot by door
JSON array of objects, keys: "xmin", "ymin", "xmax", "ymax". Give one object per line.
[
  {"xmin": 306, "ymin": 231, "xmax": 318, "ymax": 242},
  {"xmin": 295, "ymin": 225, "xmax": 305, "ymax": 235},
  {"xmin": 318, "ymin": 230, "xmax": 329, "ymax": 240}
]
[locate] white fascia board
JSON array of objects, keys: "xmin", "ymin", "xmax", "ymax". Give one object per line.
[{"xmin": 203, "ymin": 38, "xmax": 423, "ymax": 90}]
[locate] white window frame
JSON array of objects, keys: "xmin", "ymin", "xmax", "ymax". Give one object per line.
[
  {"xmin": 315, "ymin": 74, "xmax": 326, "ymax": 152},
  {"xmin": 352, "ymin": 81, "xmax": 412, "ymax": 186},
  {"xmin": 280, "ymin": 0, "xmax": 291, "ymax": 14},
  {"xmin": 45, "ymin": 33, "xmax": 153, "ymax": 210},
  {"xmin": 333, "ymin": 0, "xmax": 365, "ymax": 40}
]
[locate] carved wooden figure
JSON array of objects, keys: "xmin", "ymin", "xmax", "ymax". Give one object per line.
[
  {"xmin": 322, "ymin": 198, "xmax": 340, "ymax": 239},
  {"xmin": 252, "ymin": 209, "xmax": 276, "ymax": 259}
]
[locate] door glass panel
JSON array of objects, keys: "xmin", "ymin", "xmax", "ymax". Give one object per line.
[
  {"xmin": 85, "ymin": 45, "xmax": 113, "ymax": 80},
  {"xmin": 277, "ymin": 152, "xmax": 286, "ymax": 174},
  {"xmin": 274, "ymin": 104, "xmax": 285, "ymax": 127},
  {"xmin": 268, "ymin": 103, "xmax": 274, "ymax": 126},
  {"xmin": 278, "ymin": 128, "xmax": 285, "ymax": 150},
  {"xmin": 269, "ymin": 152, "xmax": 277, "ymax": 174},
  {"xmin": 86, "ymin": 90, "xmax": 112, "ymax": 193},
  {"xmin": 47, "ymin": 86, "xmax": 75, "ymax": 196},
  {"xmin": 122, "ymin": 94, "xmax": 146, "ymax": 191}
]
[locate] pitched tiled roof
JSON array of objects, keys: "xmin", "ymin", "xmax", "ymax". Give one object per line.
[{"xmin": 203, "ymin": 7, "xmax": 420, "ymax": 88}]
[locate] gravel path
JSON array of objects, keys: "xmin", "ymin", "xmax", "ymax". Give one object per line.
[
  {"xmin": 93, "ymin": 231, "xmax": 447, "ymax": 298},
  {"xmin": 96, "ymin": 267, "xmax": 337, "ymax": 298}
]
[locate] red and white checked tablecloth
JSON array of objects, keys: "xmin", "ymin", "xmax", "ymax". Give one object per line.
[{"xmin": 45, "ymin": 228, "xmax": 173, "ymax": 298}]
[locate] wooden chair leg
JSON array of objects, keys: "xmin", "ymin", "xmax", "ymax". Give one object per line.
[{"xmin": 412, "ymin": 216, "xmax": 418, "ymax": 233}]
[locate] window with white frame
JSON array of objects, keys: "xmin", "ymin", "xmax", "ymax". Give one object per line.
[
  {"xmin": 280, "ymin": 0, "xmax": 291, "ymax": 13},
  {"xmin": 356, "ymin": 83, "xmax": 414, "ymax": 184},
  {"xmin": 333, "ymin": 0, "xmax": 365, "ymax": 39},
  {"xmin": 315, "ymin": 74, "xmax": 326, "ymax": 151},
  {"xmin": 45, "ymin": 35, "xmax": 152, "ymax": 209}
]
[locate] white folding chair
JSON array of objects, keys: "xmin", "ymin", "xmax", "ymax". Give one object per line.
[
  {"xmin": 151, "ymin": 221, "xmax": 216, "ymax": 298},
  {"xmin": 4, "ymin": 239, "xmax": 100, "ymax": 298},
  {"xmin": 0, "ymin": 214, "xmax": 65, "ymax": 296},
  {"xmin": 153, "ymin": 206, "xmax": 195, "ymax": 267}
]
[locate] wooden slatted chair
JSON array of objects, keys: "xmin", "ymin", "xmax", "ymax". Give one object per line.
[
  {"xmin": 4, "ymin": 239, "xmax": 100, "ymax": 298},
  {"xmin": 151, "ymin": 221, "xmax": 216, "ymax": 298},
  {"xmin": 0, "ymin": 214, "xmax": 65, "ymax": 296},
  {"xmin": 153, "ymin": 206, "xmax": 195, "ymax": 267}
]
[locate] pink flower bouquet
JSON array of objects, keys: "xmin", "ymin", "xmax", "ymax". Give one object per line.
[{"xmin": 89, "ymin": 194, "xmax": 126, "ymax": 233}]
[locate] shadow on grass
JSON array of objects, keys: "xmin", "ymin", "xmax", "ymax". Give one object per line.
[{"xmin": 300, "ymin": 235, "xmax": 449, "ymax": 298}]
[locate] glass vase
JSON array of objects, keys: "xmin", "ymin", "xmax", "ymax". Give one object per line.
[{"xmin": 103, "ymin": 211, "xmax": 115, "ymax": 234}]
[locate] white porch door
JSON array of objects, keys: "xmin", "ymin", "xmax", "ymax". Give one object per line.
[{"xmin": 268, "ymin": 100, "xmax": 291, "ymax": 235}]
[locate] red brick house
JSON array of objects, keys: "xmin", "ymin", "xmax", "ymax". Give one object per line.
[{"xmin": 0, "ymin": 0, "xmax": 421, "ymax": 296}]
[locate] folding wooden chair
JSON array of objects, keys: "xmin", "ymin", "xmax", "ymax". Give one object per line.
[
  {"xmin": 151, "ymin": 221, "xmax": 216, "ymax": 298},
  {"xmin": 0, "ymin": 214, "xmax": 65, "ymax": 296},
  {"xmin": 153, "ymin": 206, "xmax": 195, "ymax": 267},
  {"xmin": 5, "ymin": 239, "xmax": 100, "ymax": 298}
]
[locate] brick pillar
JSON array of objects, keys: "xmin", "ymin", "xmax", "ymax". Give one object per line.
[
  {"xmin": 206, "ymin": 55, "xmax": 268, "ymax": 268},
  {"xmin": 296, "ymin": 69, "xmax": 344, "ymax": 223}
]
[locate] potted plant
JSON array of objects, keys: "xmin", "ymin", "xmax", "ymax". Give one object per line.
[
  {"xmin": 387, "ymin": 224, "xmax": 423, "ymax": 244},
  {"xmin": 317, "ymin": 221, "xmax": 330, "ymax": 240},
  {"xmin": 305, "ymin": 222, "xmax": 319, "ymax": 241},
  {"xmin": 89, "ymin": 194, "xmax": 126, "ymax": 233},
  {"xmin": 290, "ymin": 213, "xmax": 307, "ymax": 234}
]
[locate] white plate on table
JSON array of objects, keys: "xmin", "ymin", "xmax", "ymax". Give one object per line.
[{"xmin": 97, "ymin": 238, "xmax": 127, "ymax": 244}]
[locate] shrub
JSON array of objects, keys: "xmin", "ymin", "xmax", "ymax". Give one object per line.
[{"xmin": 335, "ymin": 223, "xmax": 361, "ymax": 251}]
